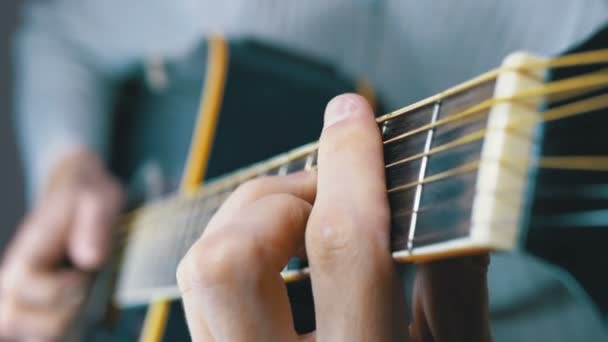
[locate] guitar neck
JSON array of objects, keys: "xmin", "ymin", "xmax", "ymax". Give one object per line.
[{"xmin": 114, "ymin": 49, "xmax": 608, "ymax": 307}]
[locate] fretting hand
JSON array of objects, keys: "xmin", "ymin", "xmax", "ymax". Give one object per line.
[{"xmin": 177, "ymin": 94, "xmax": 492, "ymax": 341}]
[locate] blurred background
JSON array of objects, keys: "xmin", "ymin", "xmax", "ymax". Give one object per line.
[{"xmin": 0, "ymin": 1, "xmax": 24, "ymax": 251}]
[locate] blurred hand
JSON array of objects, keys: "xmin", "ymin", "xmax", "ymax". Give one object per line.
[
  {"xmin": 177, "ymin": 94, "xmax": 492, "ymax": 341},
  {"xmin": 0, "ymin": 149, "xmax": 123, "ymax": 341}
]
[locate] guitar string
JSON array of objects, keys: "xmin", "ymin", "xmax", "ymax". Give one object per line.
[
  {"xmin": 538, "ymin": 156, "xmax": 608, "ymax": 171},
  {"xmin": 181, "ymin": 68, "xmax": 608, "ymax": 206},
  {"xmin": 114, "ymin": 52, "xmax": 605, "ymax": 254},
  {"xmin": 124, "ymin": 71, "xmax": 608, "ymax": 233},
  {"xmin": 135, "ymin": 49, "xmax": 608, "ymax": 213},
  {"xmin": 375, "ymin": 49, "xmax": 608, "ymax": 123},
  {"xmin": 116, "ymin": 87, "xmax": 608, "ymax": 254},
  {"xmin": 116, "ymin": 91, "xmax": 608, "ymax": 252},
  {"xmin": 115, "ymin": 73, "xmax": 608, "ymax": 293},
  {"xmin": 385, "ymin": 92, "xmax": 608, "ymax": 170},
  {"xmin": 117, "ymin": 160, "xmax": 608, "ymax": 269},
  {"xmin": 383, "ymin": 69, "xmax": 608, "ymax": 145}
]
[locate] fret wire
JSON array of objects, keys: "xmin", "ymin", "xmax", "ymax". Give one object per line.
[
  {"xmin": 406, "ymin": 101, "xmax": 440, "ymax": 252},
  {"xmin": 381, "ymin": 121, "xmax": 389, "ymax": 135},
  {"xmin": 304, "ymin": 153, "xmax": 315, "ymax": 171},
  {"xmin": 278, "ymin": 163, "xmax": 289, "ymax": 176}
]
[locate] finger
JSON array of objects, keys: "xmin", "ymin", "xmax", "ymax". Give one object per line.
[
  {"xmin": 306, "ymin": 94, "xmax": 408, "ymax": 340},
  {"xmin": 178, "ymin": 192, "xmax": 312, "ymax": 342},
  {"xmin": 68, "ymin": 182, "xmax": 122, "ymax": 270},
  {"xmin": 207, "ymin": 171, "xmax": 316, "ymax": 231},
  {"xmin": 412, "ymin": 254, "xmax": 492, "ymax": 342}
]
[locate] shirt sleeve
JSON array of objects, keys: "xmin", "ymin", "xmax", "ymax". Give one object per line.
[{"xmin": 13, "ymin": 2, "xmax": 122, "ymax": 202}]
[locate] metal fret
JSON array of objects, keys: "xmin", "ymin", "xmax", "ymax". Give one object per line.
[
  {"xmin": 381, "ymin": 121, "xmax": 389, "ymax": 135},
  {"xmin": 304, "ymin": 153, "xmax": 315, "ymax": 171},
  {"xmin": 277, "ymin": 163, "xmax": 289, "ymax": 176},
  {"xmin": 407, "ymin": 101, "xmax": 441, "ymax": 252}
]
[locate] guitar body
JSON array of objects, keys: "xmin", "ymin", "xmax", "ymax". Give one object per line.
[{"xmin": 90, "ymin": 39, "xmax": 360, "ymax": 340}]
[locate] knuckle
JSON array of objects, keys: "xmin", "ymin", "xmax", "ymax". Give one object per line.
[
  {"xmin": 178, "ymin": 231, "xmax": 253, "ymax": 289},
  {"xmin": 306, "ymin": 205, "xmax": 357, "ymax": 263}
]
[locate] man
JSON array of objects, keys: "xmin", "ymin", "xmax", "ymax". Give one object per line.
[{"xmin": 2, "ymin": 0, "xmax": 607, "ymax": 340}]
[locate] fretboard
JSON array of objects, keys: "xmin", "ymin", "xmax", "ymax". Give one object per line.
[{"xmin": 115, "ymin": 49, "xmax": 608, "ymax": 306}]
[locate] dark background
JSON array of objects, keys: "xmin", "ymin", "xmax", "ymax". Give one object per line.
[{"xmin": 0, "ymin": 1, "xmax": 24, "ymax": 251}]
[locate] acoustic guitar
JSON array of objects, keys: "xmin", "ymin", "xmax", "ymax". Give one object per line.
[{"xmin": 78, "ymin": 26, "xmax": 608, "ymax": 341}]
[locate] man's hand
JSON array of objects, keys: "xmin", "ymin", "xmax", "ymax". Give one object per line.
[
  {"xmin": 177, "ymin": 94, "xmax": 492, "ymax": 341},
  {"xmin": 0, "ymin": 150, "xmax": 123, "ymax": 340}
]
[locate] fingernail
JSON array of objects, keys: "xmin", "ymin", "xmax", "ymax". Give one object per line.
[{"xmin": 323, "ymin": 94, "xmax": 366, "ymax": 129}]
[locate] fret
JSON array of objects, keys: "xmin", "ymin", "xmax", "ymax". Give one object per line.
[
  {"xmin": 406, "ymin": 101, "xmax": 441, "ymax": 251},
  {"xmin": 381, "ymin": 121, "xmax": 389, "ymax": 135},
  {"xmin": 277, "ymin": 163, "xmax": 289, "ymax": 176},
  {"xmin": 386, "ymin": 79, "xmax": 497, "ymax": 253},
  {"xmin": 304, "ymin": 152, "xmax": 316, "ymax": 170}
]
